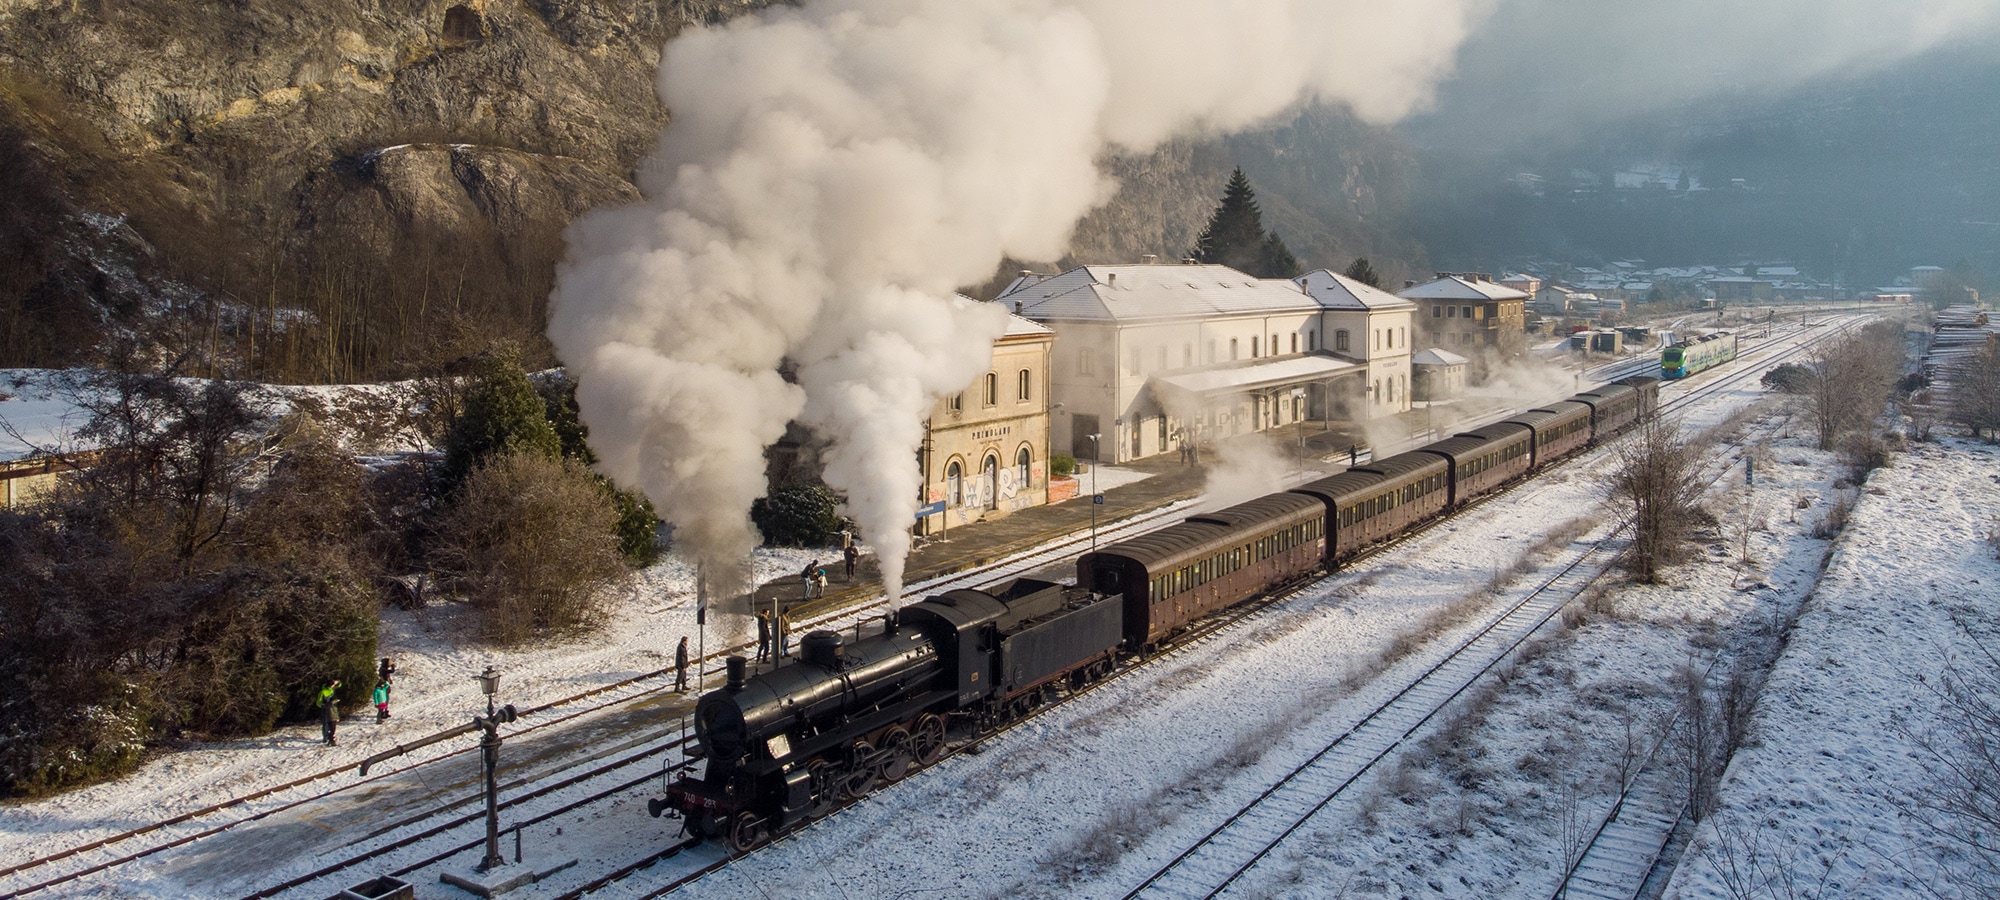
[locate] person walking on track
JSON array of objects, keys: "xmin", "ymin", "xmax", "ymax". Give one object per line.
[
  {"xmin": 317, "ymin": 680, "xmax": 341, "ymax": 746},
  {"xmin": 675, "ymin": 636, "xmax": 691, "ymax": 692}
]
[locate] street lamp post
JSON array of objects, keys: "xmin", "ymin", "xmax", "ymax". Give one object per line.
[
  {"xmin": 473, "ymin": 667, "xmax": 518, "ymax": 873},
  {"xmin": 1086, "ymin": 432, "xmax": 1101, "ymax": 552}
]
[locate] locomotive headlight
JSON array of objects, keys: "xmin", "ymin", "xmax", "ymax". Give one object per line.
[{"xmin": 766, "ymin": 733, "xmax": 792, "ymax": 760}]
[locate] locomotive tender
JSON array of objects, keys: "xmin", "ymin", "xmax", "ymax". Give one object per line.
[{"xmin": 656, "ymin": 377, "xmax": 1659, "ymax": 852}]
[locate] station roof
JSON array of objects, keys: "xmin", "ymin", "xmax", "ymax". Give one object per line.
[
  {"xmin": 1411, "ymin": 349, "xmax": 1468, "ymax": 367},
  {"xmin": 1295, "ymin": 269, "xmax": 1415, "ymax": 311},
  {"xmin": 996, "ymin": 264, "xmax": 1317, "ymax": 323},
  {"xmin": 1149, "ymin": 353, "xmax": 1361, "ymax": 400}
]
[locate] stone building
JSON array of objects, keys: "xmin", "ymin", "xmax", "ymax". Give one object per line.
[
  {"xmin": 915, "ymin": 309, "xmax": 1055, "ymax": 536},
  {"xmin": 997, "ymin": 263, "xmax": 1411, "ymax": 464},
  {"xmin": 1401, "ymin": 273, "xmax": 1529, "ymax": 378},
  {"xmin": 1411, "ymin": 348, "xmax": 1468, "ymax": 401}
]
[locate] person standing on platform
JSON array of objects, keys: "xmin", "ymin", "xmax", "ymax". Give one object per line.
[
  {"xmin": 843, "ymin": 543, "xmax": 859, "ymax": 581},
  {"xmin": 777, "ymin": 609, "xmax": 791, "ymax": 659},
  {"xmin": 755, "ymin": 609, "xmax": 772, "ymax": 663},
  {"xmin": 813, "ymin": 566, "xmax": 828, "ymax": 599},
  {"xmin": 675, "ymin": 636, "xmax": 691, "ymax": 692},
  {"xmin": 316, "ymin": 680, "xmax": 341, "ymax": 746}
]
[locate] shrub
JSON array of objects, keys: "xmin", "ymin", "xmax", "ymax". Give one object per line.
[
  {"xmin": 607, "ymin": 485, "xmax": 662, "ymax": 566},
  {"xmin": 434, "ymin": 452, "xmax": 627, "ymax": 644},
  {"xmin": 751, "ymin": 484, "xmax": 842, "ymax": 547},
  {"xmin": 1761, "ymin": 363, "xmax": 1812, "ymax": 394},
  {"xmin": 1050, "ymin": 452, "xmax": 1078, "ymax": 478}
]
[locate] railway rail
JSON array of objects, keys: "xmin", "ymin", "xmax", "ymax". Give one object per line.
[
  {"xmin": 1111, "ymin": 316, "xmax": 1865, "ymax": 899},
  {"xmin": 3, "ymin": 313, "xmax": 1868, "ymax": 899}
]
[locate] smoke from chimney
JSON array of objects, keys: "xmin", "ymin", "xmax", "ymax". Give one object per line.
[{"xmin": 548, "ymin": 0, "xmax": 1484, "ymax": 606}]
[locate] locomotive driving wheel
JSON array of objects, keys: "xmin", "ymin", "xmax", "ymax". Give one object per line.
[
  {"xmin": 911, "ymin": 714, "xmax": 946, "ymax": 766},
  {"xmin": 806, "ymin": 759, "xmax": 836, "ymax": 807},
  {"xmin": 726, "ymin": 810, "xmax": 768, "ymax": 854},
  {"xmin": 841, "ymin": 739, "xmax": 879, "ymax": 799},
  {"xmin": 879, "ymin": 726, "xmax": 913, "ymax": 782}
]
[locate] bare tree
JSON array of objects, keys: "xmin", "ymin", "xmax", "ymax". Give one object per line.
[
  {"xmin": 1952, "ymin": 343, "xmax": 2000, "ymax": 442},
  {"xmin": 432, "ymin": 451, "xmax": 627, "ymax": 644},
  {"xmin": 1892, "ymin": 618, "xmax": 2000, "ymax": 897},
  {"xmin": 1609, "ymin": 415, "xmax": 1706, "ymax": 583}
]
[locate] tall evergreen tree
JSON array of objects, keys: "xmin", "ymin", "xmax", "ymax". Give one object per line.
[
  {"xmin": 441, "ymin": 350, "xmax": 563, "ymax": 491},
  {"xmin": 1190, "ymin": 168, "xmax": 1300, "ymax": 278},
  {"xmin": 1343, "ymin": 256, "xmax": 1382, "ymax": 289}
]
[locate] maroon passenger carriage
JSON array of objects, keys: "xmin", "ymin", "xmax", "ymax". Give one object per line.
[{"xmin": 1077, "ymin": 493, "xmax": 1325, "ymax": 651}]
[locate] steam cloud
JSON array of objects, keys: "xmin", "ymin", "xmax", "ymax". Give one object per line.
[{"xmin": 549, "ymin": 0, "xmax": 1481, "ymax": 605}]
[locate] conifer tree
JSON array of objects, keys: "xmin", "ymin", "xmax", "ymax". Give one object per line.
[
  {"xmin": 1190, "ymin": 168, "xmax": 1300, "ymax": 278},
  {"xmin": 441, "ymin": 350, "xmax": 563, "ymax": 490},
  {"xmin": 1343, "ymin": 256, "xmax": 1383, "ymax": 289}
]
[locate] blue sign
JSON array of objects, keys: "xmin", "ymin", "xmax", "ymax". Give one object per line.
[
  {"xmin": 1093, "ymin": 493, "xmax": 1105, "ymax": 505},
  {"xmin": 916, "ymin": 500, "xmax": 946, "ymax": 519}
]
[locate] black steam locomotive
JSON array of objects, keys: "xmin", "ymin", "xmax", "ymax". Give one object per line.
[{"xmin": 656, "ymin": 377, "xmax": 1659, "ymax": 852}]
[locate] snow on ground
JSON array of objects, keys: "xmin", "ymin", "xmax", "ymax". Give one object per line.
[
  {"xmin": 647, "ymin": 411, "xmax": 1719, "ymax": 899},
  {"xmin": 14, "ymin": 323, "xmax": 1967, "ymax": 900},
  {"xmin": 0, "ymin": 541, "xmax": 817, "ymax": 869},
  {"xmin": 1664, "ymin": 436, "xmax": 2000, "ymax": 899}
]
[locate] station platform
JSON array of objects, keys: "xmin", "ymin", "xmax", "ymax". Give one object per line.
[{"xmin": 743, "ymin": 418, "xmax": 1397, "ymax": 627}]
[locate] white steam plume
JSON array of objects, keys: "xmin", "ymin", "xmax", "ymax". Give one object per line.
[{"xmin": 549, "ymin": 0, "xmax": 1482, "ymax": 604}]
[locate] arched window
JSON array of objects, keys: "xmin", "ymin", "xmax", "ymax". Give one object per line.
[
  {"xmin": 1373, "ymin": 379, "xmax": 1381, "ymax": 403},
  {"xmin": 982, "ymin": 455, "xmax": 999, "ymax": 510},
  {"xmin": 1336, "ymin": 330, "xmax": 1350, "ymax": 352},
  {"xmin": 1016, "ymin": 446, "xmax": 1031, "ymax": 487},
  {"xmin": 1251, "ymin": 337, "xmax": 1259, "ymax": 358},
  {"xmin": 946, "ymin": 460, "xmax": 962, "ymax": 507},
  {"xmin": 1230, "ymin": 338, "xmax": 1240, "ymax": 360},
  {"xmin": 1270, "ymin": 334, "xmax": 1278, "ymax": 355},
  {"xmin": 1017, "ymin": 368, "xmax": 1031, "ymax": 401},
  {"xmin": 1183, "ymin": 344, "xmax": 1194, "ymax": 367},
  {"xmin": 947, "ymin": 393, "xmax": 963, "ymax": 413},
  {"xmin": 984, "ymin": 372, "xmax": 998, "ymax": 406},
  {"xmin": 1308, "ymin": 330, "xmax": 1317, "ymax": 351},
  {"xmin": 1290, "ymin": 333, "xmax": 1298, "ymax": 353}
]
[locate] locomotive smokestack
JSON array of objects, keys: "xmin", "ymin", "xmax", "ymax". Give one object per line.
[{"xmin": 725, "ymin": 655, "xmax": 747, "ymax": 691}]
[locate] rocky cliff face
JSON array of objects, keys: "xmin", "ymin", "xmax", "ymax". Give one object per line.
[
  {"xmin": 0, "ymin": 0, "xmax": 1424, "ymax": 373},
  {"xmin": 0, "ymin": 0, "xmax": 768, "ymax": 371}
]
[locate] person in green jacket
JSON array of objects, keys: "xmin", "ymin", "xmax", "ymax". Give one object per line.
[
  {"xmin": 317, "ymin": 680, "xmax": 341, "ymax": 746},
  {"xmin": 372, "ymin": 679, "xmax": 391, "ymax": 722}
]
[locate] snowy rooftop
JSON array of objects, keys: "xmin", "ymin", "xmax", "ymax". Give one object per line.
[
  {"xmin": 1295, "ymin": 269, "xmax": 1415, "ymax": 311},
  {"xmin": 1410, "ymin": 348, "xmax": 1468, "ymax": 366},
  {"xmin": 998, "ymin": 264, "xmax": 1315, "ymax": 322},
  {"xmin": 1397, "ymin": 275, "xmax": 1531, "ymax": 302}
]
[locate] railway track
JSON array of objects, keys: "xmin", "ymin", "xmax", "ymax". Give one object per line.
[
  {"xmin": 1109, "ymin": 317, "xmax": 1868, "ymax": 899},
  {"xmin": 0, "ymin": 500, "xmax": 1204, "ymax": 899},
  {"xmin": 6, "ymin": 315, "xmax": 1871, "ymax": 899},
  {"xmin": 572, "ymin": 322, "xmax": 1868, "ymax": 899}
]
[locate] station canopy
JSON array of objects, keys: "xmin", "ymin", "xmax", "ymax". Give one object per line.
[{"xmin": 1149, "ymin": 354, "xmax": 1362, "ymax": 404}]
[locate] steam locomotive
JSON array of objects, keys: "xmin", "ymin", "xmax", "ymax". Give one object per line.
[{"xmin": 655, "ymin": 377, "xmax": 1658, "ymax": 853}]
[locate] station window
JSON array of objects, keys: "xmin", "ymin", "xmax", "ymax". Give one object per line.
[
  {"xmin": 1018, "ymin": 368, "xmax": 1031, "ymax": 401},
  {"xmin": 984, "ymin": 373, "xmax": 998, "ymax": 406}
]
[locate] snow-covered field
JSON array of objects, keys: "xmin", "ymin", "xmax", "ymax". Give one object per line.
[{"xmin": 13, "ymin": 321, "xmax": 1997, "ymax": 900}]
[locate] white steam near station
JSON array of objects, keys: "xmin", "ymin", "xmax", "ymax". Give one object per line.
[{"xmin": 548, "ymin": 0, "xmax": 1481, "ymax": 608}]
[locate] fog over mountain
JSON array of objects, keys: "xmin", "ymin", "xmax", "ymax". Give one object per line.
[{"xmin": 1400, "ymin": 0, "xmax": 2000, "ymax": 285}]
